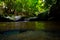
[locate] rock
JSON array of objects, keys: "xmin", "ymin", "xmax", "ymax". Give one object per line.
[
  {"xmin": 0, "ymin": 15, "xmax": 14, "ymax": 22},
  {"xmin": 16, "ymin": 17, "xmax": 25, "ymax": 21},
  {"xmin": 29, "ymin": 12, "xmax": 48, "ymax": 21}
]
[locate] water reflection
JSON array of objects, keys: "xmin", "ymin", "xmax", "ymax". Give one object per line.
[
  {"xmin": 0, "ymin": 22, "xmax": 36, "ymax": 31},
  {"xmin": 0, "ymin": 21, "xmax": 60, "ymax": 31},
  {"xmin": 35, "ymin": 21, "xmax": 45, "ymax": 30},
  {"xmin": 0, "ymin": 21, "xmax": 60, "ymax": 40}
]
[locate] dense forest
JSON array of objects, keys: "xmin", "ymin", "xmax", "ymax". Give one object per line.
[{"xmin": 0, "ymin": 0, "xmax": 60, "ymax": 21}]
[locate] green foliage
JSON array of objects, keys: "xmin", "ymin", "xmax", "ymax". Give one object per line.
[
  {"xmin": 36, "ymin": 0, "xmax": 56, "ymax": 13},
  {"xmin": 0, "ymin": 0, "xmax": 57, "ymax": 17},
  {"xmin": 14, "ymin": 0, "xmax": 38, "ymax": 16},
  {"xmin": 44, "ymin": 0, "xmax": 56, "ymax": 9}
]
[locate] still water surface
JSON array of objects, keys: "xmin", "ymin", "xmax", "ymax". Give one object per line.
[
  {"xmin": 0, "ymin": 21, "xmax": 60, "ymax": 31},
  {"xmin": 0, "ymin": 21, "xmax": 60, "ymax": 40}
]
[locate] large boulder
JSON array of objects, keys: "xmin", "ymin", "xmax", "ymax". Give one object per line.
[
  {"xmin": 0, "ymin": 15, "xmax": 14, "ymax": 22},
  {"xmin": 29, "ymin": 12, "xmax": 48, "ymax": 21},
  {"xmin": 37, "ymin": 12, "xmax": 48, "ymax": 21}
]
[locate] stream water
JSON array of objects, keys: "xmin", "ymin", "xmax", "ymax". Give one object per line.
[{"xmin": 0, "ymin": 21, "xmax": 60, "ymax": 40}]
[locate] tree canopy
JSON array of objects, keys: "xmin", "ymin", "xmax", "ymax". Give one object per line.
[{"xmin": 0, "ymin": 0, "xmax": 57, "ymax": 17}]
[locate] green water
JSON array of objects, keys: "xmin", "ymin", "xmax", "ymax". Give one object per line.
[
  {"xmin": 0, "ymin": 21, "xmax": 60, "ymax": 31},
  {"xmin": 0, "ymin": 21, "xmax": 60, "ymax": 40}
]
